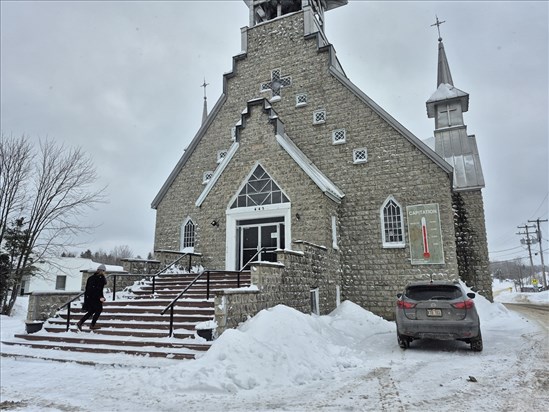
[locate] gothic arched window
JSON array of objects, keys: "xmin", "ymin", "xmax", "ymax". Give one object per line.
[
  {"xmin": 181, "ymin": 218, "xmax": 195, "ymax": 250},
  {"xmin": 380, "ymin": 196, "xmax": 405, "ymax": 248}
]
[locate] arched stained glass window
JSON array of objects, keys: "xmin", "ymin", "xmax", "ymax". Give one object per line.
[
  {"xmin": 230, "ymin": 165, "xmax": 289, "ymax": 209},
  {"xmin": 381, "ymin": 197, "xmax": 405, "ymax": 248},
  {"xmin": 181, "ymin": 219, "xmax": 195, "ymax": 249}
]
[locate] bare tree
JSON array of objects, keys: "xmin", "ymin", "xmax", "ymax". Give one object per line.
[
  {"xmin": 85, "ymin": 245, "xmax": 134, "ymax": 266},
  {"xmin": 1, "ymin": 137, "xmax": 105, "ymax": 315},
  {"xmin": 111, "ymin": 245, "xmax": 133, "ymax": 265},
  {"xmin": 0, "ymin": 133, "xmax": 34, "ymax": 245}
]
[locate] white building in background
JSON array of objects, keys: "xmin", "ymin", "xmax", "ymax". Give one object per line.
[{"xmin": 21, "ymin": 257, "xmax": 122, "ymax": 294}]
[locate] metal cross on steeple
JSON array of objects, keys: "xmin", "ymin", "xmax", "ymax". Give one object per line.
[
  {"xmin": 431, "ymin": 15, "xmax": 446, "ymax": 41},
  {"xmin": 201, "ymin": 78, "xmax": 209, "ymax": 124},
  {"xmin": 200, "ymin": 78, "xmax": 209, "ymax": 99}
]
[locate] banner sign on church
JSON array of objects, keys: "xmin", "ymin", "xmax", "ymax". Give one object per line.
[{"xmin": 406, "ymin": 203, "xmax": 445, "ymax": 265}]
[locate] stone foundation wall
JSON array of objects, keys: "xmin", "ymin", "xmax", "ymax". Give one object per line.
[
  {"xmin": 215, "ymin": 241, "xmax": 341, "ymax": 335},
  {"xmin": 27, "ymin": 291, "xmax": 81, "ymax": 322},
  {"xmin": 453, "ymin": 190, "xmax": 492, "ymax": 301},
  {"xmin": 120, "ymin": 259, "xmax": 161, "ymax": 274}
]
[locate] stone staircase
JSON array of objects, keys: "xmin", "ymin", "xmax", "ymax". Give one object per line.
[{"xmin": 2, "ymin": 270, "xmax": 251, "ymax": 361}]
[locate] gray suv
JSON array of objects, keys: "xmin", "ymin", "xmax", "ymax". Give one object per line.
[{"xmin": 395, "ymin": 280, "xmax": 483, "ymax": 351}]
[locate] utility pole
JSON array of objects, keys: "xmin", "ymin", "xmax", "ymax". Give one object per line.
[
  {"xmin": 517, "ymin": 224, "xmax": 537, "ymax": 283},
  {"xmin": 528, "ymin": 218, "xmax": 548, "ymax": 289}
]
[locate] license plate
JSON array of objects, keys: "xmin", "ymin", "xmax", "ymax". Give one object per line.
[{"xmin": 427, "ymin": 308, "xmax": 442, "ymax": 317}]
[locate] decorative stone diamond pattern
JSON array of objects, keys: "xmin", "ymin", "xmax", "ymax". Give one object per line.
[
  {"xmin": 217, "ymin": 150, "xmax": 228, "ymax": 163},
  {"xmin": 332, "ymin": 129, "xmax": 346, "ymax": 144},
  {"xmin": 313, "ymin": 109, "xmax": 326, "ymax": 124},
  {"xmin": 353, "ymin": 148, "xmax": 367, "ymax": 163},
  {"xmin": 296, "ymin": 93, "xmax": 308, "ymax": 106},
  {"xmin": 203, "ymin": 171, "xmax": 214, "ymax": 184}
]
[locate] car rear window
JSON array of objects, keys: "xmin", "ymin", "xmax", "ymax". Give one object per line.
[{"xmin": 405, "ymin": 285, "xmax": 462, "ymax": 301}]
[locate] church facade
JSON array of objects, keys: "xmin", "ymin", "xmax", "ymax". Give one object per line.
[{"xmin": 151, "ymin": 0, "xmax": 491, "ymax": 322}]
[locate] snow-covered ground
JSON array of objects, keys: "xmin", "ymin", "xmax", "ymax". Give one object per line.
[{"xmin": 1, "ymin": 283, "xmax": 548, "ymax": 412}]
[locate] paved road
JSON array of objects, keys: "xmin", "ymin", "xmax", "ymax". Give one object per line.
[{"xmin": 503, "ymin": 302, "xmax": 549, "ymax": 331}]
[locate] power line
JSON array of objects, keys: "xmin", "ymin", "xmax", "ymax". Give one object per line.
[
  {"xmin": 528, "ymin": 192, "xmax": 548, "ymax": 220},
  {"xmin": 490, "ymin": 256, "xmax": 529, "ymax": 263},
  {"xmin": 489, "ymin": 245, "xmax": 524, "ymax": 254}
]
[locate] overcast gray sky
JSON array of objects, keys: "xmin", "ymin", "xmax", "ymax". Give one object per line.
[{"xmin": 1, "ymin": 1, "xmax": 547, "ymax": 266}]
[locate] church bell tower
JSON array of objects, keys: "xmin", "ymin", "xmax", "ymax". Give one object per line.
[
  {"xmin": 245, "ymin": 0, "xmax": 348, "ymax": 32},
  {"xmin": 426, "ymin": 17, "xmax": 492, "ymax": 300}
]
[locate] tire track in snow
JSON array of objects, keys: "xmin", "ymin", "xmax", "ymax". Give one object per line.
[{"xmin": 374, "ymin": 367, "xmax": 405, "ymax": 412}]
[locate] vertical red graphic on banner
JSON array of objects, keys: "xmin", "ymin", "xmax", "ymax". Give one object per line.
[{"xmin": 421, "ymin": 217, "xmax": 430, "ymax": 259}]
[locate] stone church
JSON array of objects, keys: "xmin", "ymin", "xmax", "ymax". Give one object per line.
[{"xmin": 151, "ymin": 0, "xmax": 491, "ymax": 322}]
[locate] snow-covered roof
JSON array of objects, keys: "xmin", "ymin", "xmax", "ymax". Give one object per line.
[
  {"xmin": 34, "ymin": 257, "xmax": 122, "ymax": 275},
  {"xmin": 426, "ymin": 83, "xmax": 469, "ymax": 118}
]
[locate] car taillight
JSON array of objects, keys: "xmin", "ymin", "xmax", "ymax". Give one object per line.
[
  {"xmin": 397, "ymin": 300, "xmax": 416, "ymax": 309},
  {"xmin": 452, "ymin": 299, "xmax": 474, "ymax": 309}
]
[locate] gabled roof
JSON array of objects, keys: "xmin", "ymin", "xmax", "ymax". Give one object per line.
[{"xmin": 195, "ymin": 98, "xmax": 344, "ymax": 207}]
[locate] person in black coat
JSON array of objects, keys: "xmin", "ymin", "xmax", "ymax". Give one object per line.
[{"xmin": 77, "ymin": 264, "xmax": 107, "ymax": 331}]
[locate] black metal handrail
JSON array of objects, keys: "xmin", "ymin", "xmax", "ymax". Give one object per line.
[
  {"xmin": 57, "ymin": 273, "xmax": 143, "ymax": 331},
  {"xmin": 148, "ymin": 252, "xmax": 202, "ymax": 295},
  {"xmin": 160, "ymin": 247, "xmax": 267, "ymax": 337},
  {"xmin": 56, "ymin": 252, "xmax": 201, "ymax": 331}
]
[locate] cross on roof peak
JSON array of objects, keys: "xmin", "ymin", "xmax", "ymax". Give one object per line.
[{"xmin": 431, "ymin": 15, "xmax": 446, "ymax": 42}]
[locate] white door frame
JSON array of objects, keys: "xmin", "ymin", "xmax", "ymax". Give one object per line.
[{"xmin": 226, "ymin": 203, "xmax": 291, "ymax": 270}]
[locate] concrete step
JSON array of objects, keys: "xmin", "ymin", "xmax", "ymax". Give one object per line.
[
  {"xmin": 44, "ymin": 327, "xmax": 194, "ymax": 339},
  {"xmin": 47, "ymin": 319, "xmax": 200, "ymax": 331},
  {"xmin": 12, "ymin": 333, "xmax": 210, "ymax": 351},
  {"xmin": 5, "ymin": 268, "xmax": 251, "ymax": 361},
  {"xmin": 102, "ymin": 299, "xmax": 214, "ymax": 308},
  {"xmin": 57, "ymin": 313, "xmax": 212, "ymax": 322},
  {"xmin": 1, "ymin": 340, "xmax": 199, "ymax": 360}
]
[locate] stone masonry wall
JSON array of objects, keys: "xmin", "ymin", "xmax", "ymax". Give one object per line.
[
  {"xmin": 453, "ymin": 190, "xmax": 492, "ymax": 301},
  {"xmin": 27, "ymin": 291, "xmax": 81, "ymax": 322},
  {"xmin": 215, "ymin": 241, "xmax": 341, "ymax": 335}
]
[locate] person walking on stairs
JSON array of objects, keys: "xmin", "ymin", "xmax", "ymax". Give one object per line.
[{"xmin": 77, "ymin": 264, "xmax": 107, "ymax": 331}]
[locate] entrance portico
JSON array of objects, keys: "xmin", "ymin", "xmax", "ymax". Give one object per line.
[{"xmin": 225, "ymin": 164, "xmax": 291, "ymax": 270}]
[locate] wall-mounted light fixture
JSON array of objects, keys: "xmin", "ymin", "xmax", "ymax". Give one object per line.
[
  {"xmin": 295, "ymin": 213, "xmax": 301, "ymax": 221},
  {"xmin": 211, "ymin": 220, "xmax": 218, "ymax": 227}
]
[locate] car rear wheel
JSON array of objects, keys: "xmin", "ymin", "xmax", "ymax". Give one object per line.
[
  {"xmin": 470, "ymin": 331, "xmax": 483, "ymax": 352},
  {"xmin": 397, "ymin": 331, "xmax": 410, "ymax": 349}
]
